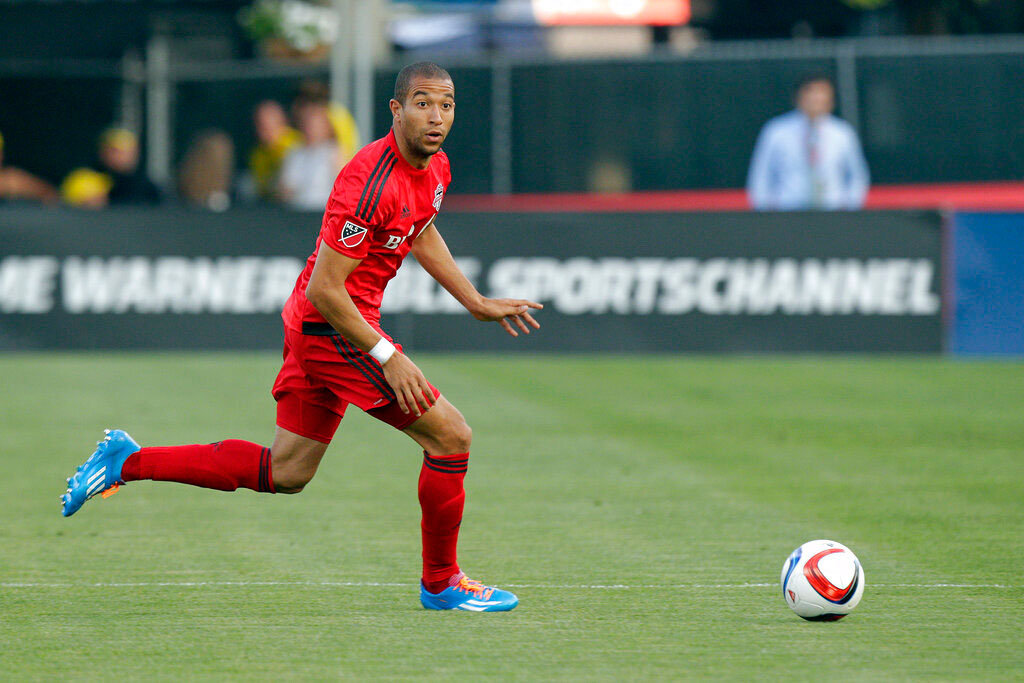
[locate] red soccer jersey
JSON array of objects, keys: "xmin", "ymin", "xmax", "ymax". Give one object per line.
[{"xmin": 282, "ymin": 129, "xmax": 452, "ymax": 334}]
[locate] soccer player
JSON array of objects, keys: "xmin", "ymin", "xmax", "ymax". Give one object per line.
[{"xmin": 60, "ymin": 62, "xmax": 541, "ymax": 613}]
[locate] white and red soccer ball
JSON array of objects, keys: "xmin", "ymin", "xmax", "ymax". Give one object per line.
[{"xmin": 781, "ymin": 539, "xmax": 864, "ymax": 620}]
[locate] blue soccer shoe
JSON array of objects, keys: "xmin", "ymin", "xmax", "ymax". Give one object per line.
[
  {"xmin": 420, "ymin": 575, "xmax": 519, "ymax": 612},
  {"xmin": 61, "ymin": 429, "xmax": 140, "ymax": 517}
]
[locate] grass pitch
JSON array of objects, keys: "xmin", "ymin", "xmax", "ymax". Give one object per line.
[{"xmin": 1, "ymin": 353, "xmax": 1022, "ymax": 680}]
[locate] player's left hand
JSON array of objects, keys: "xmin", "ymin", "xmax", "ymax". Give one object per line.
[{"xmin": 471, "ymin": 298, "xmax": 543, "ymax": 337}]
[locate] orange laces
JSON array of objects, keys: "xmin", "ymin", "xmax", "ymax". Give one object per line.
[{"xmin": 456, "ymin": 576, "xmax": 494, "ymax": 600}]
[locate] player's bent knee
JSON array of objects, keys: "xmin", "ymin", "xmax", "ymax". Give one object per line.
[
  {"xmin": 273, "ymin": 468, "xmax": 315, "ymax": 494},
  {"xmin": 457, "ymin": 421, "xmax": 473, "ymax": 452},
  {"xmin": 405, "ymin": 399, "xmax": 473, "ymax": 455},
  {"xmin": 269, "ymin": 452, "xmax": 319, "ymax": 494},
  {"xmin": 441, "ymin": 420, "xmax": 472, "ymax": 454},
  {"xmin": 270, "ymin": 429, "xmax": 328, "ymax": 494}
]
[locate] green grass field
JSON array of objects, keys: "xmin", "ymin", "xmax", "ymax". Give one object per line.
[{"xmin": 2, "ymin": 353, "xmax": 1022, "ymax": 680}]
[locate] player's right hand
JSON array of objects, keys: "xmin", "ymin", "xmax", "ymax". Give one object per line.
[{"xmin": 381, "ymin": 352, "xmax": 436, "ymax": 417}]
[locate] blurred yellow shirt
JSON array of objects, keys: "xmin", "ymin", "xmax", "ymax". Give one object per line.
[
  {"xmin": 248, "ymin": 127, "xmax": 302, "ymax": 199},
  {"xmin": 61, "ymin": 167, "xmax": 113, "ymax": 207},
  {"xmin": 328, "ymin": 104, "xmax": 359, "ymax": 166}
]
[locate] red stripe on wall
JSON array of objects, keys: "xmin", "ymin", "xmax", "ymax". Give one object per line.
[{"xmin": 444, "ymin": 182, "xmax": 1024, "ymax": 213}]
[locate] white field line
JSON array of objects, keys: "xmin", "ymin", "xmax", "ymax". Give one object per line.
[{"xmin": 0, "ymin": 581, "xmax": 1019, "ymax": 589}]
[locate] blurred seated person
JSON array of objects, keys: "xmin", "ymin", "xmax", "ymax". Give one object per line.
[
  {"xmin": 98, "ymin": 127, "xmax": 161, "ymax": 205},
  {"xmin": 291, "ymin": 80, "xmax": 359, "ymax": 165},
  {"xmin": 278, "ymin": 82, "xmax": 343, "ymax": 211},
  {"xmin": 244, "ymin": 100, "xmax": 301, "ymax": 201},
  {"xmin": 178, "ymin": 129, "xmax": 235, "ymax": 212},
  {"xmin": 327, "ymin": 99, "xmax": 359, "ymax": 168},
  {"xmin": 0, "ymin": 129, "xmax": 58, "ymax": 204},
  {"xmin": 746, "ymin": 74, "xmax": 869, "ymax": 211},
  {"xmin": 60, "ymin": 168, "xmax": 113, "ymax": 209}
]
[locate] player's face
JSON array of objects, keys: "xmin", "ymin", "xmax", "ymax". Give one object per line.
[{"xmin": 391, "ymin": 77, "xmax": 455, "ymax": 164}]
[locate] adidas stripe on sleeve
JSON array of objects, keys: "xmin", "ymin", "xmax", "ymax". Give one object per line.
[{"xmin": 322, "ymin": 145, "xmax": 397, "ymax": 260}]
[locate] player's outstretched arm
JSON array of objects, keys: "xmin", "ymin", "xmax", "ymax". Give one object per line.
[
  {"xmin": 412, "ymin": 223, "xmax": 542, "ymax": 337},
  {"xmin": 306, "ymin": 246, "xmax": 436, "ymax": 416}
]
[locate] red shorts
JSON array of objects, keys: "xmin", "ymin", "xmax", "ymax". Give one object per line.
[{"xmin": 272, "ymin": 324, "xmax": 440, "ymax": 443}]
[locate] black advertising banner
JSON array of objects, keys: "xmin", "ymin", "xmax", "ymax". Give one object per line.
[
  {"xmin": 0, "ymin": 207, "xmax": 314, "ymax": 351},
  {"xmin": 0, "ymin": 207, "xmax": 943, "ymax": 352}
]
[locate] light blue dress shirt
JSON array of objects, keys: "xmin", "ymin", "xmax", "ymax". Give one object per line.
[{"xmin": 746, "ymin": 110, "xmax": 870, "ymax": 211}]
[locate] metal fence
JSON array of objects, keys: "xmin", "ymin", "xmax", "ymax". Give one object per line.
[{"xmin": 1, "ymin": 34, "xmax": 1022, "ymax": 195}]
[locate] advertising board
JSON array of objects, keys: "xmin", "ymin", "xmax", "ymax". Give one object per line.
[{"xmin": 0, "ymin": 207, "xmax": 943, "ymax": 352}]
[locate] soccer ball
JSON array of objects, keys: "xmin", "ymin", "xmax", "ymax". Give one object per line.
[{"xmin": 781, "ymin": 539, "xmax": 864, "ymax": 621}]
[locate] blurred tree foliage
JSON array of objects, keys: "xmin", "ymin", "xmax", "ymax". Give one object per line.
[{"xmin": 841, "ymin": 0, "xmax": 894, "ymax": 9}]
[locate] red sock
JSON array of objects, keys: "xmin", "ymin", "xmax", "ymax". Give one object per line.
[
  {"xmin": 121, "ymin": 440, "xmax": 275, "ymax": 493},
  {"xmin": 419, "ymin": 452, "xmax": 468, "ymax": 593}
]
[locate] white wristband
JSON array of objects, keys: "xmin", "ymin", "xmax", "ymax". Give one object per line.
[{"xmin": 368, "ymin": 337, "xmax": 396, "ymax": 365}]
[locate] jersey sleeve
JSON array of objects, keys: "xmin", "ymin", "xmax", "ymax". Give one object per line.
[
  {"xmin": 320, "ymin": 157, "xmax": 394, "ymax": 260},
  {"xmin": 442, "ymin": 152, "xmax": 453, "ymax": 190}
]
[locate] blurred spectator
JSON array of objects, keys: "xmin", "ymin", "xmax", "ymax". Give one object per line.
[
  {"xmin": 746, "ymin": 74, "xmax": 869, "ymax": 210},
  {"xmin": 98, "ymin": 127, "xmax": 161, "ymax": 205},
  {"xmin": 243, "ymin": 100, "xmax": 301, "ymax": 201},
  {"xmin": 0, "ymin": 129, "xmax": 58, "ymax": 204},
  {"xmin": 278, "ymin": 81, "xmax": 344, "ymax": 211},
  {"xmin": 178, "ymin": 129, "xmax": 235, "ymax": 211},
  {"xmin": 294, "ymin": 80, "xmax": 359, "ymax": 165},
  {"xmin": 60, "ymin": 168, "xmax": 112, "ymax": 209},
  {"xmin": 587, "ymin": 156, "xmax": 632, "ymax": 193},
  {"xmin": 327, "ymin": 100, "xmax": 360, "ymax": 168}
]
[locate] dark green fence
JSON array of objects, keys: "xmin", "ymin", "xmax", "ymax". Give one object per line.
[
  {"xmin": 118, "ymin": 42, "xmax": 1024, "ymax": 194},
  {"xmin": 3, "ymin": 38, "xmax": 1023, "ymax": 193}
]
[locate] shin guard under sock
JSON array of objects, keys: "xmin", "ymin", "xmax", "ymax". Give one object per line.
[
  {"xmin": 121, "ymin": 440, "xmax": 275, "ymax": 493},
  {"xmin": 418, "ymin": 452, "xmax": 469, "ymax": 593}
]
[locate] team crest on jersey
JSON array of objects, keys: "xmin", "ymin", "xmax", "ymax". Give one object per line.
[
  {"xmin": 433, "ymin": 183, "xmax": 445, "ymax": 211},
  {"xmin": 339, "ymin": 220, "xmax": 367, "ymax": 247}
]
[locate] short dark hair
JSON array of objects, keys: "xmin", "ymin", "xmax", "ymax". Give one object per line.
[
  {"xmin": 393, "ymin": 62, "xmax": 452, "ymax": 104},
  {"xmin": 294, "ymin": 80, "xmax": 330, "ymax": 108},
  {"xmin": 796, "ymin": 72, "xmax": 834, "ymax": 93}
]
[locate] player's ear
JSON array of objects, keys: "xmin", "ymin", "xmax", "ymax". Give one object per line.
[{"xmin": 389, "ymin": 98, "xmax": 402, "ymax": 120}]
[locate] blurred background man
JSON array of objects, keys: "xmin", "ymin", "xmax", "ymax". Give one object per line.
[
  {"xmin": 244, "ymin": 100, "xmax": 302, "ymax": 202},
  {"xmin": 177, "ymin": 129, "xmax": 236, "ymax": 211},
  {"xmin": 746, "ymin": 74, "xmax": 870, "ymax": 211},
  {"xmin": 0, "ymin": 130, "xmax": 58, "ymax": 204},
  {"xmin": 97, "ymin": 127, "xmax": 162, "ymax": 205},
  {"xmin": 277, "ymin": 81, "xmax": 345, "ymax": 211}
]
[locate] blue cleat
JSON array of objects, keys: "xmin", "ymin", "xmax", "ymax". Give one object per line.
[
  {"xmin": 420, "ymin": 574, "xmax": 519, "ymax": 612},
  {"xmin": 60, "ymin": 429, "xmax": 140, "ymax": 517}
]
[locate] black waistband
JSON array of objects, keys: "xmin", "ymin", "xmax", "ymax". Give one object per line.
[{"xmin": 301, "ymin": 321, "xmax": 339, "ymax": 336}]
